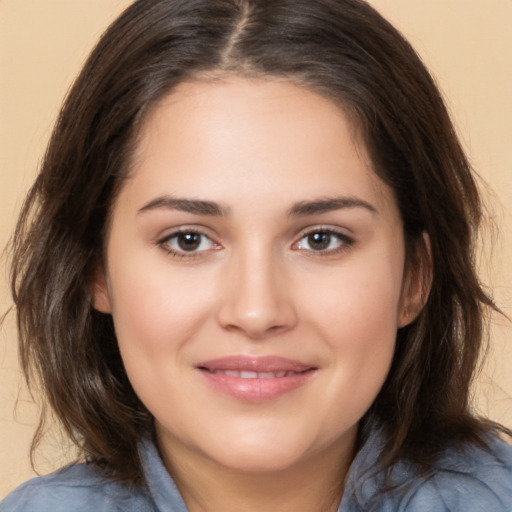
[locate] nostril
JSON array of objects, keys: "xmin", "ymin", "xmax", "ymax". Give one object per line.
[
  {"xmin": 218, "ymin": 316, "xmax": 295, "ymax": 340},
  {"xmin": 216, "ymin": 270, "xmax": 298, "ymax": 338}
]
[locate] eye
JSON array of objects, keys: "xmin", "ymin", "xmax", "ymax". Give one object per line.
[
  {"xmin": 294, "ymin": 229, "xmax": 353, "ymax": 254},
  {"xmin": 159, "ymin": 230, "xmax": 219, "ymax": 256}
]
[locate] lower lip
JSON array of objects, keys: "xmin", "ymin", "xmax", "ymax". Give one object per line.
[{"xmin": 199, "ymin": 370, "xmax": 316, "ymax": 403}]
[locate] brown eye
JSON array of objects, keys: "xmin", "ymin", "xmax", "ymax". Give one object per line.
[
  {"xmin": 306, "ymin": 232, "xmax": 331, "ymax": 251},
  {"xmin": 160, "ymin": 230, "xmax": 218, "ymax": 256},
  {"xmin": 295, "ymin": 229, "xmax": 353, "ymax": 254},
  {"xmin": 177, "ymin": 232, "xmax": 202, "ymax": 251}
]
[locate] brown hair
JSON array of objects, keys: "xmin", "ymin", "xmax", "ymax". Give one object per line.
[{"xmin": 10, "ymin": 0, "xmax": 508, "ymax": 485}]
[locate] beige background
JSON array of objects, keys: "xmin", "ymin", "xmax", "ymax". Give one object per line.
[{"xmin": 1, "ymin": 0, "xmax": 511, "ymax": 499}]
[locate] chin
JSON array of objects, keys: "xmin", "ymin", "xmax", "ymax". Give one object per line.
[
  {"xmin": 200, "ymin": 427, "xmax": 335, "ymax": 474},
  {"xmin": 211, "ymin": 447, "xmax": 308, "ymax": 474}
]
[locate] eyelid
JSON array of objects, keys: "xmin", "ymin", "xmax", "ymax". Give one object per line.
[
  {"xmin": 157, "ymin": 226, "xmax": 221, "ymax": 258},
  {"xmin": 292, "ymin": 225, "xmax": 355, "ymax": 254},
  {"xmin": 155, "ymin": 224, "xmax": 354, "ymax": 259}
]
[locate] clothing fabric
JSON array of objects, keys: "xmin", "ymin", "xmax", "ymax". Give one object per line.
[{"xmin": 2, "ymin": 431, "xmax": 512, "ymax": 511}]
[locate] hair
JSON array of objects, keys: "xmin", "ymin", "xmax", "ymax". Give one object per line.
[{"xmin": 10, "ymin": 0, "xmax": 508, "ymax": 486}]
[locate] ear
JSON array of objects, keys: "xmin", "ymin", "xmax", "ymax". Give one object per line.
[
  {"xmin": 90, "ymin": 267, "xmax": 112, "ymax": 314},
  {"xmin": 398, "ymin": 233, "xmax": 432, "ymax": 327}
]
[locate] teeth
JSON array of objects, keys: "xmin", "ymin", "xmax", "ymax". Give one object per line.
[
  {"xmin": 211, "ymin": 370, "xmax": 296, "ymax": 379},
  {"xmin": 240, "ymin": 371, "xmax": 258, "ymax": 379}
]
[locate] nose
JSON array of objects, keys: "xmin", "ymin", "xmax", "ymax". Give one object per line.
[{"xmin": 216, "ymin": 248, "xmax": 298, "ymax": 339}]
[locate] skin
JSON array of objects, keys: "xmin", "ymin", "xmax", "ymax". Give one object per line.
[{"xmin": 94, "ymin": 77, "xmax": 425, "ymax": 512}]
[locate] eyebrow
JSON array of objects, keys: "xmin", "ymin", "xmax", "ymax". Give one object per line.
[
  {"xmin": 138, "ymin": 196, "xmax": 229, "ymax": 216},
  {"xmin": 287, "ymin": 197, "xmax": 378, "ymax": 216},
  {"xmin": 137, "ymin": 195, "xmax": 377, "ymax": 218}
]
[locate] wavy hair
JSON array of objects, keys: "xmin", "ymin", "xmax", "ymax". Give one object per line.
[{"xmin": 10, "ymin": 0, "xmax": 507, "ymax": 485}]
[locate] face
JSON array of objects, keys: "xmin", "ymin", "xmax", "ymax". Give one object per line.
[{"xmin": 94, "ymin": 78, "xmax": 421, "ymax": 476}]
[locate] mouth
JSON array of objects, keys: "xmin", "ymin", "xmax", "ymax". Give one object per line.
[
  {"xmin": 196, "ymin": 356, "xmax": 317, "ymax": 402},
  {"xmin": 202, "ymin": 369, "xmax": 306, "ymax": 379}
]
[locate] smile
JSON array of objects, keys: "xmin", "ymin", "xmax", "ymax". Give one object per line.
[
  {"xmin": 196, "ymin": 356, "xmax": 317, "ymax": 402},
  {"xmin": 206, "ymin": 370, "xmax": 302, "ymax": 378}
]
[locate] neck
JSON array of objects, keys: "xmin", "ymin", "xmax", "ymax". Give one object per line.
[{"xmin": 157, "ymin": 429, "xmax": 357, "ymax": 512}]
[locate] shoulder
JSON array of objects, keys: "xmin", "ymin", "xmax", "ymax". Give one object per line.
[
  {"xmin": 1, "ymin": 463, "xmax": 152, "ymax": 512},
  {"xmin": 344, "ymin": 432, "xmax": 512, "ymax": 511},
  {"xmin": 403, "ymin": 436, "xmax": 512, "ymax": 511},
  {"xmin": 390, "ymin": 436, "xmax": 512, "ymax": 512}
]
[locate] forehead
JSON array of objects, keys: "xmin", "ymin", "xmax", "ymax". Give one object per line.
[
  {"xmin": 135, "ymin": 77, "xmax": 366, "ymax": 162},
  {"xmin": 123, "ymin": 77, "xmax": 397, "ymax": 218}
]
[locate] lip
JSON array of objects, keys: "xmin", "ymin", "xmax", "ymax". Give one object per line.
[{"xmin": 196, "ymin": 356, "xmax": 317, "ymax": 403}]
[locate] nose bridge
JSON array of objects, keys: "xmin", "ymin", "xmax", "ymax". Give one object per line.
[{"xmin": 217, "ymin": 240, "xmax": 296, "ymax": 338}]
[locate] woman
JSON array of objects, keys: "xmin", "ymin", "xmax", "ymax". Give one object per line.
[{"xmin": 3, "ymin": 0, "xmax": 512, "ymax": 510}]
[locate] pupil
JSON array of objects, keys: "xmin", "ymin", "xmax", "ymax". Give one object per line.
[
  {"xmin": 178, "ymin": 233, "xmax": 201, "ymax": 251},
  {"xmin": 308, "ymin": 232, "xmax": 330, "ymax": 250}
]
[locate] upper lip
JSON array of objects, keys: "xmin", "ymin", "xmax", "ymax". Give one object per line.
[{"xmin": 196, "ymin": 355, "xmax": 315, "ymax": 373}]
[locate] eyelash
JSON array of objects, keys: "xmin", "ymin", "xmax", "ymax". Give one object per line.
[
  {"xmin": 157, "ymin": 227, "xmax": 354, "ymax": 259},
  {"xmin": 292, "ymin": 228, "xmax": 354, "ymax": 256},
  {"xmin": 157, "ymin": 229, "xmax": 220, "ymax": 260}
]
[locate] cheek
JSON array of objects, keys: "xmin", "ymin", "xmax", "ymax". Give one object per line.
[
  {"xmin": 107, "ymin": 252, "xmax": 215, "ymax": 357},
  {"xmin": 106, "ymin": 260, "xmax": 214, "ymax": 417},
  {"xmin": 314, "ymin": 258, "xmax": 403, "ymax": 338},
  {"xmin": 308, "ymin": 255, "xmax": 403, "ymax": 391}
]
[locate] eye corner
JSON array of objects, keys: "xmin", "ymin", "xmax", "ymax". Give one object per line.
[
  {"xmin": 157, "ymin": 228, "xmax": 222, "ymax": 260},
  {"xmin": 292, "ymin": 227, "xmax": 355, "ymax": 256}
]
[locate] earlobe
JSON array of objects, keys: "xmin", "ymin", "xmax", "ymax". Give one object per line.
[
  {"xmin": 90, "ymin": 268, "xmax": 112, "ymax": 314},
  {"xmin": 398, "ymin": 233, "xmax": 432, "ymax": 327}
]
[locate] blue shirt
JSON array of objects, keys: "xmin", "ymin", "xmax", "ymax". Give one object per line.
[{"xmin": 2, "ymin": 431, "xmax": 512, "ymax": 511}]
